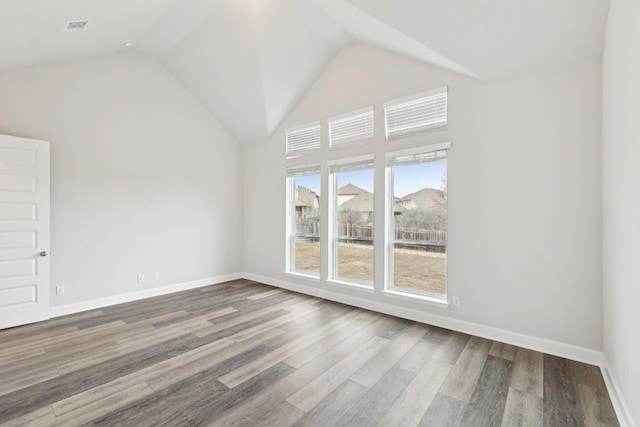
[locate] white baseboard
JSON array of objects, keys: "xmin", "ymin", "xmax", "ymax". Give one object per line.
[
  {"xmin": 600, "ymin": 357, "xmax": 635, "ymax": 427},
  {"xmin": 242, "ymin": 272, "xmax": 602, "ymax": 366},
  {"xmin": 50, "ymin": 273, "xmax": 243, "ymax": 318}
]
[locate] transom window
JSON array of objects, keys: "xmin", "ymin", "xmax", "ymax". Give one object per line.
[
  {"xmin": 384, "ymin": 88, "xmax": 447, "ymax": 141},
  {"xmin": 328, "ymin": 107, "xmax": 374, "ymax": 150},
  {"xmin": 285, "ymin": 122, "xmax": 321, "ymax": 158}
]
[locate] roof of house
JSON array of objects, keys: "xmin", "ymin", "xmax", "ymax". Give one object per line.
[
  {"xmin": 399, "ymin": 187, "xmax": 444, "ymax": 211},
  {"xmin": 337, "ymin": 183, "xmax": 368, "ymax": 196},
  {"xmin": 295, "ymin": 186, "xmax": 319, "ymax": 208},
  {"xmin": 339, "ymin": 192, "xmax": 373, "ymax": 212}
]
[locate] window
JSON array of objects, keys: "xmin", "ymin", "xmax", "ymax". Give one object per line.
[
  {"xmin": 284, "ymin": 88, "xmax": 451, "ymax": 304},
  {"xmin": 328, "ymin": 107, "xmax": 374, "ymax": 150},
  {"xmin": 329, "ymin": 156, "xmax": 375, "ymax": 286},
  {"xmin": 286, "ymin": 122, "xmax": 321, "ymax": 158},
  {"xmin": 286, "ymin": 164, "xmax": 321, "ymax": 276},
  {"xmin": 387, "ymin": 143, "xmax": 449, "ymax": 298},
  {"xmin": 384, "ymin": 88, "xmax": 447, "ymax": 141}
]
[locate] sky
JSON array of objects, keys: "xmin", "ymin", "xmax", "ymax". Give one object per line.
[{"xmin": 295, "ymin": 159, "xmax": 446, "ymax": 198}]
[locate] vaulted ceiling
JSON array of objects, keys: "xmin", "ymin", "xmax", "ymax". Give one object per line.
[{"xmin": 0, "ymin": 0, "xmax": 610, "ymax": 144}]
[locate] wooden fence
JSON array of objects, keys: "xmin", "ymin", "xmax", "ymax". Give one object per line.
[
  {"xmin": 395, "ymin": 228, "xmax": 446, "ymax": 243},
  {"xmin": 336, "ymin": 224, "xmax": 373, "ymax": 241},
  {"xmin": 296, "ymin": 220, "xmax": 320, "ymax": 238},
  {"xmin": 296, "ymin": 221, "xmax": 446, "ymax": 247}
]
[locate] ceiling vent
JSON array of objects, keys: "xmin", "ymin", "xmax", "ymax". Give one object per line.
[{"xmin": 65, "ymin": 20, "xmax": 90, "ymax": 31}]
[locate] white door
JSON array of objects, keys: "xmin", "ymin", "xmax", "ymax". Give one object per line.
[{"xmin": 0, "ymin": 134, "xmax": 50, "ymax": 330}]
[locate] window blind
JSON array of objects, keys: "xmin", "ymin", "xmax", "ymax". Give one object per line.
[
  {"xmin": 384, "ymin": 88, "xmax": 447, "ymax": 141},
  {"xmin": 329, "ymin": 156, "xmax": 375, "ymax": 174},
  {"xmin": 285, "ymin": 122, "xmax": 321, "ymax": 156},
  {"xmin": 328, "ymin": 107, "xmax": 374, "ymax": 150},
  {"xmin": 286, "ymin": 163, "xmax": 321, "ymax": 177},
  {"xmin": 386, "ymin": 149, "xmax": 447, "ymax": 167}
]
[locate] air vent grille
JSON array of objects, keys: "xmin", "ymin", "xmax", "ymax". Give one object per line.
[{"xmin": 65, "ymin": 20, "xmax": 89, "ymax": 31}]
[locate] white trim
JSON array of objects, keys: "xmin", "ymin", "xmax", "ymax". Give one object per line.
[
  {"xmin": 49, "ymin": 273, "xmax": 242, "ymax": 318},
  {"xmin": 284, "ymin": 271, "xmax": 320, "ymax": 282},
  {"xmin": 386, "ymin": 141, "xmax": 451, "ymax": 159},
  {"xmin": 285, "ymin": 163, "xmax": 321, "ymax": 177},
  {"xmin": 327, "ymin": 279, "xmax": 375, "ymax": 293},
  {"xmin": 327, "ymin": 154, "xmax": 375, "ymax": 167},
  {"xmin": 242, "ymin": 272, "xmax": 603, "ymax": 366},
  {"xmin": 327, "ymin": 170, "xmax": 338, "ymax": 282},
  {"xmin": 601, "ymin": 356, "xmax": 636, "ymax": 427},
  {"xmin": 383, "ymin": 289, "xmax": 449, "ymax": 307}
]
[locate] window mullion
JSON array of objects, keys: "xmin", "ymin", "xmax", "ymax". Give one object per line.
[{"xmin": 319, "ymin": 150, "xmax": 330, "ymax": 283}]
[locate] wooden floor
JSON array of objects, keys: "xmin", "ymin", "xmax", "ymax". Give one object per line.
[{"xmin": 0, "ymin": 280, "xmax": 618, "ymax": 427}]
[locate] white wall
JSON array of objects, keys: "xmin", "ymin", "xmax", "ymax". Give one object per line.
[
  {"xmin": 603, "ymin": 0, "xmax": 640, "ymax": 423},
  {"xmin": 243, "ymin": 43, "xmax": 603, "ymax": 351},
  {"xmin": 0, "ymin": 52, "xmax": 243, "ymax": 306}
]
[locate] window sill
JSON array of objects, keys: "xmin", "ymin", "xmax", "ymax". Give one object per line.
[
  {"xmin": 383, "ymin": 289, "xmax": 449, "ymax": 308},
  {"xmin": 284, "ymin": 271, "xmax": 320, "ymax": 281},
  {"xmin": 326, "ymin": 279, "xmax": 375, "ymax": 293}
]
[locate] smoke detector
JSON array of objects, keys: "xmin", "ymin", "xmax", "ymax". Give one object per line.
[{"xmin": 65, "ymin": 20, "xmax": 90, "ymax": 31}]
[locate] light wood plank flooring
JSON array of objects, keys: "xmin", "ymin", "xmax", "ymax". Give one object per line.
[{"xmin": 0, "ymin": 279, "xmax": 618, "ymax": 426}]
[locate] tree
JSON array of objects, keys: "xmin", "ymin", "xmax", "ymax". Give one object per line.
[
  {"xmin": 338, "ymin": 208, "xmax": 368, "ymax": 226},
  {"xmin": 396, "ymin": 177, "xmax": 447, "ymax": 231}
]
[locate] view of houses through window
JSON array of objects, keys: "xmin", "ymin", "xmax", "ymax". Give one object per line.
[{"xmin": 290, "ymin": 152, "xmax": 447, "ymax": 297}]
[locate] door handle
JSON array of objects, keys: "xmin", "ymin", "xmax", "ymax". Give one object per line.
[{"xmin": 39, "ymin": 251, "xmax": 48, "ymax": 257}]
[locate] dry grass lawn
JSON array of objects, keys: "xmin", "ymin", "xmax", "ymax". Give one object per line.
[{"xmin": 294, "ymin": 241, "xmax": 446, "ymax": 296}]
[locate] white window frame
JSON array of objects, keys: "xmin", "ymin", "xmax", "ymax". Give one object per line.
[
  {"xmin": 385, "ymin": 142, "xmax": 451, "ymax": 302},
  {"xmin": 285, "ymin": 163, "xmax": 321, "ymax": 279},
  {"xmin": 327, "ymin": 155, "xmax": 375, "ymax": 288}
]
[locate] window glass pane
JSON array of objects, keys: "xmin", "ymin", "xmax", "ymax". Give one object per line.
[
  {"xmin": 292, "ymin": 174, "xmax": 320, "ymax": 275},
  {"xmin": 334, "ymin": 168, "xmax": 374, "ymax": 284},
  {"xmin": 392, "ymin": 159, "xmax": 447, "ymax": 296},
  {"xmin": 293, "ymin": 236, "xmax": 320, "ymax": 274}
]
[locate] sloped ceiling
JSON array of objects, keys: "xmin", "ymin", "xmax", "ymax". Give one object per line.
[
  {"xmin": 0, "ymin": 0, "xmax": 610, "ymax": 144},
  {"xmin": 341, "ymin": 0, "xmax": 610, "ymax": 81},
  {"xmin": 140, "ymin": 0, "xmax": 357, "ymax": 143}
]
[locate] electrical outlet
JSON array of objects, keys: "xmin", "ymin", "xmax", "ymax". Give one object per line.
[
  {"xmin": 137, "ymin": 273, "xmax": 144, "ymax": 282},
  {"xmin": 453, "ymin": 296, "xmax": 461, "ymax": 306},
  {"xmin": 154, "ymin": 272, "xmax": 160, "ymax": 280},
  {"xmin": 55, "ymin": 285, "xmax": 65, "ymax": 296}
]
